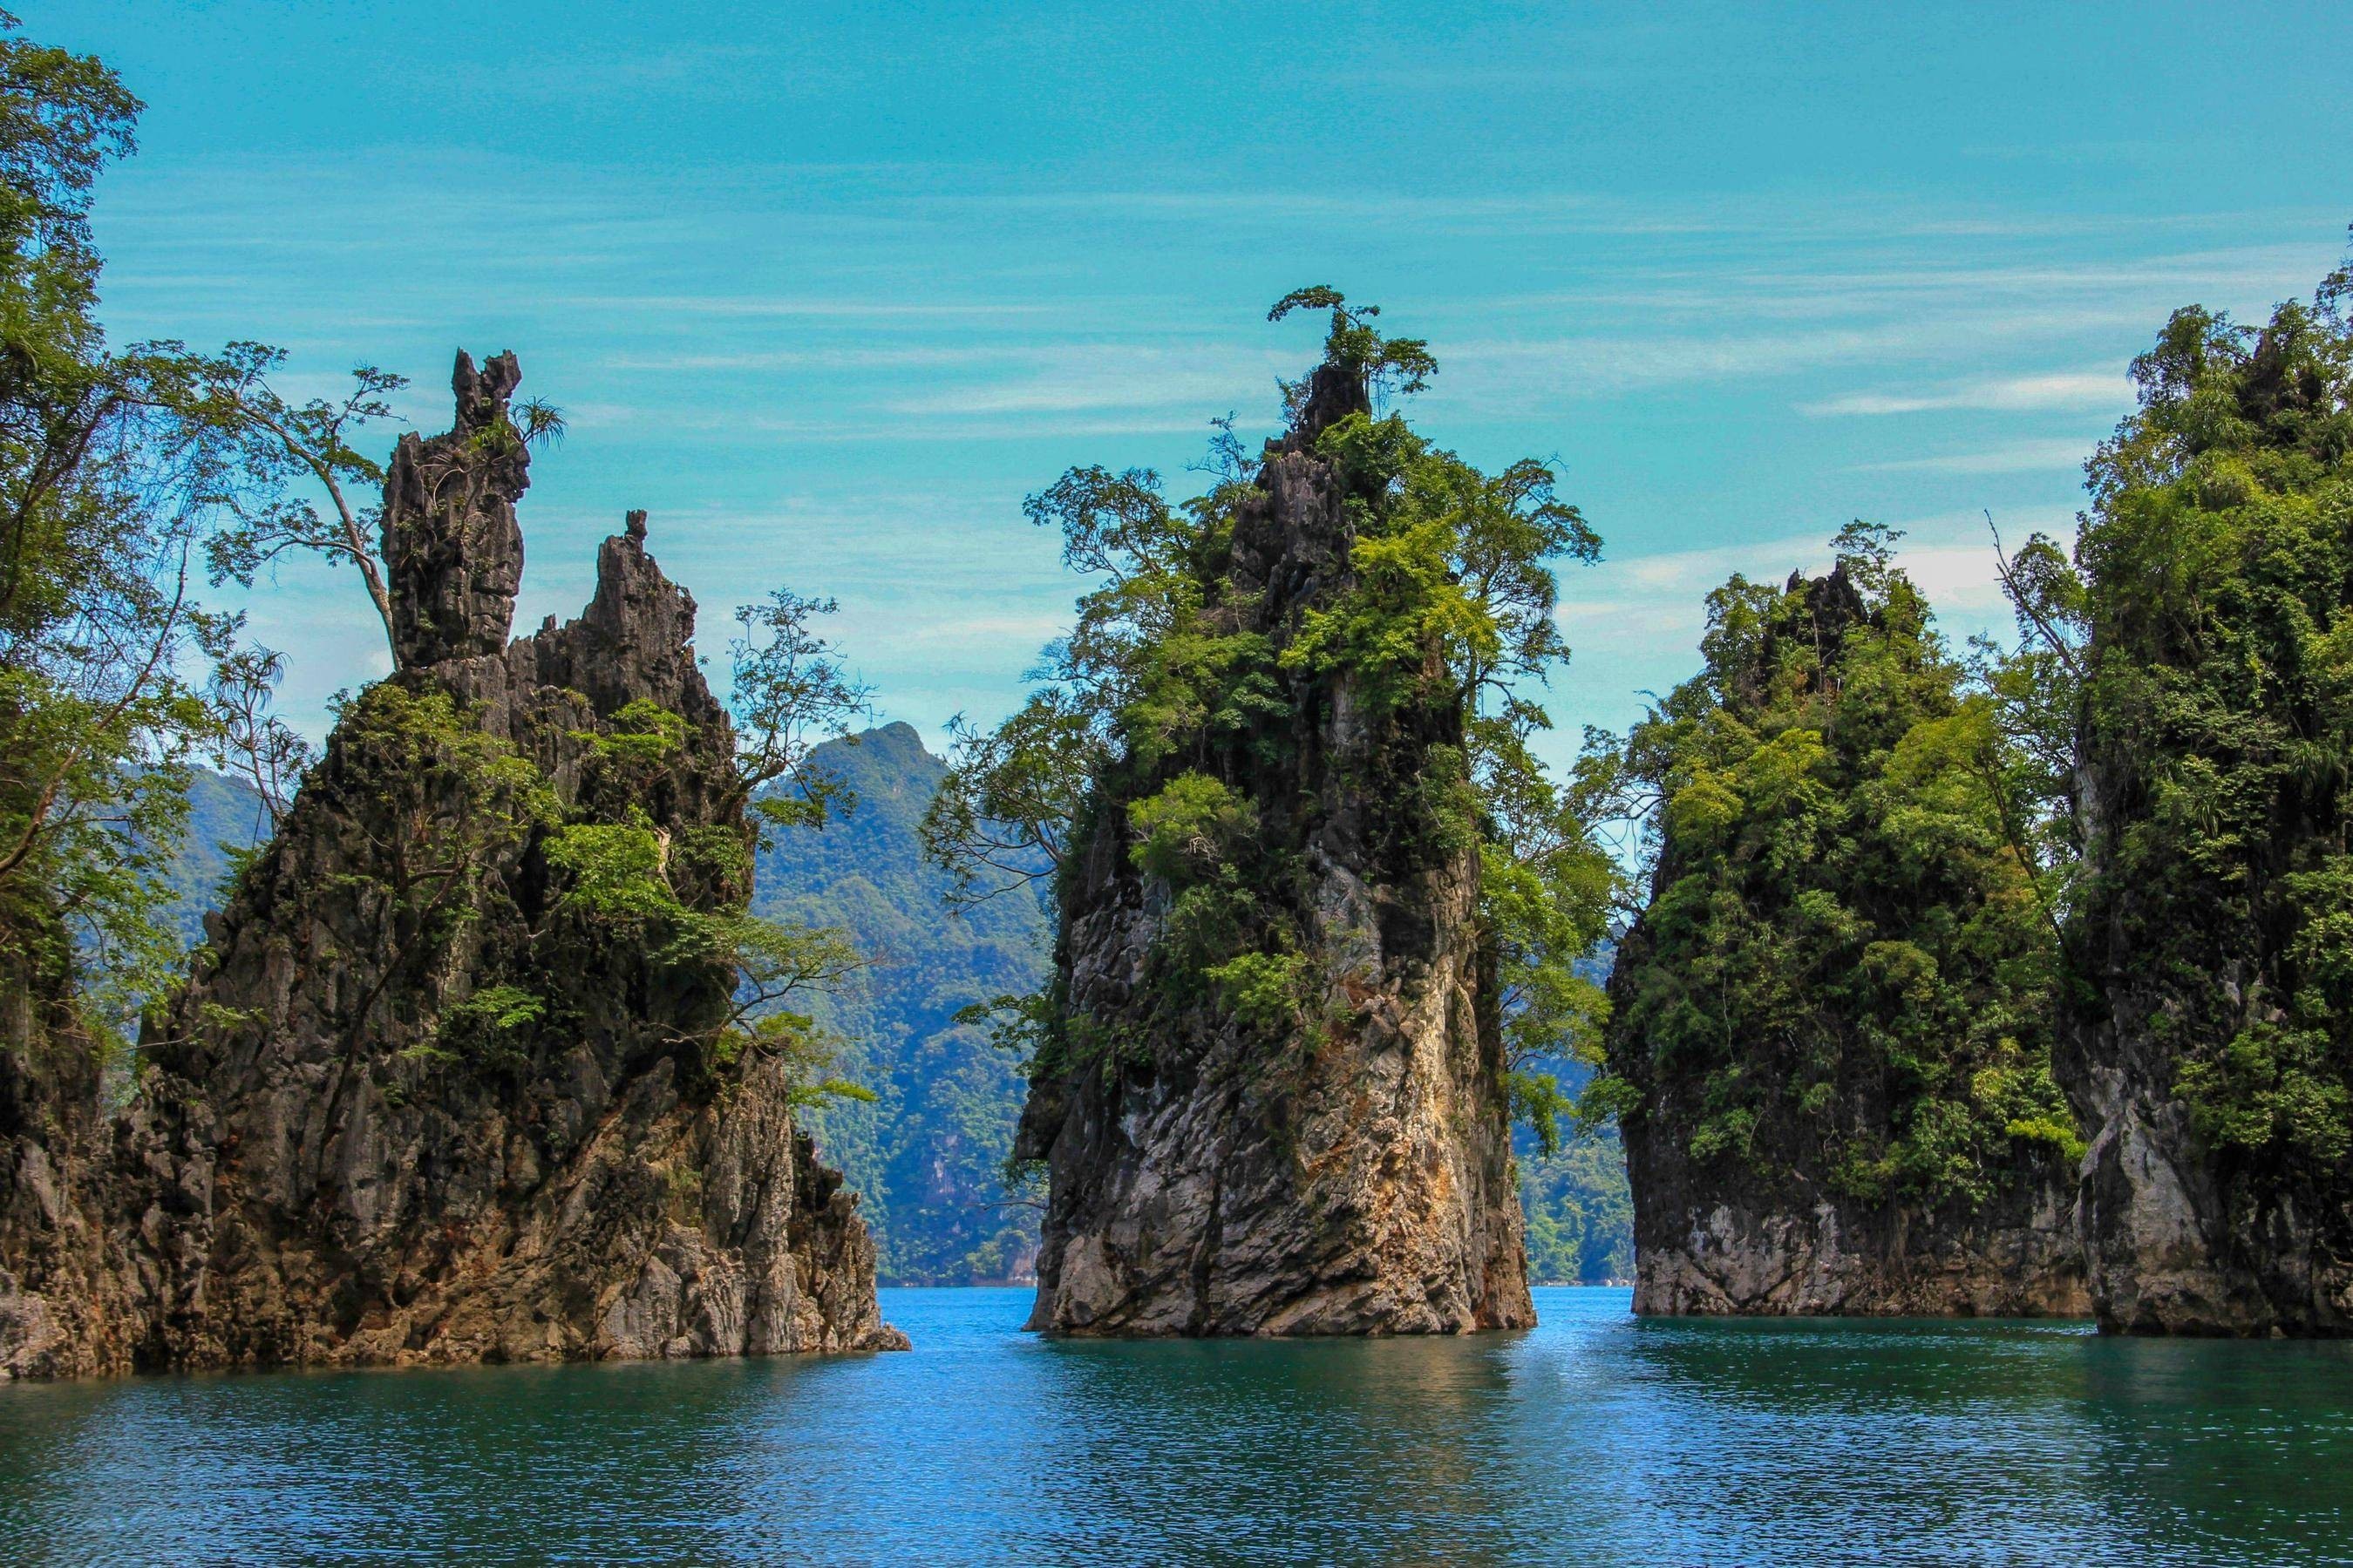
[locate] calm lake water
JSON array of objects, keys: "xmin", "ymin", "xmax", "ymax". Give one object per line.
[{"xmin": 2, "ymin": 1286, "xmax": 2349, "ymax": 1565}]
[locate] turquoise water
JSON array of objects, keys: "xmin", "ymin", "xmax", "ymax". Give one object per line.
[{"xmin": 3, "ymin": 1286, "xmax": 2350, "ymax": 1565}]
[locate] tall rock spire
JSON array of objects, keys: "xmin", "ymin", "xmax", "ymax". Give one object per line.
[
  {"xmin": 1015, "ymin": 360, "xmax": 1534, "ymax": 1337},
  {"xmin": 1, "ymin": 351, "xmax": 903, "ymax": 1376},
  {"xmin": 382, "ymin": 350, "xmax": 528, "ymax": 668}
]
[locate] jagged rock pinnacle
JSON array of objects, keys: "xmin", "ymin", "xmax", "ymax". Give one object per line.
[
  {"xmin": 1291, "ymin": 363, "xmax": 1372, "ymax": 446},
  {"xmin": 381, "ymin": 349, "xmax": 530, "ymax": 668}
]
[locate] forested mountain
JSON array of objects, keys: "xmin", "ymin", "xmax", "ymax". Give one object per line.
[
  {"xmin": 153, "ymin": 770, "xmax": 268, "ymax": 948},
  {"xmin": 754, "ymin": 723, "xmax": 1051, "ymax": 1285},
  {"xmin": 1517, "ymin": 946, "xmax": 1633, "ymax": 1285}
]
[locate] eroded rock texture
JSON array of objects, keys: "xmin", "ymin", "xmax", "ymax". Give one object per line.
[
  {"xmin": 1621, "ymin": 1124, "xmax": 2087, "ymax": 1318},
  {"xmin": 2068, "ymin": 689, "xmax": 2353, "ymax": 1337},
  {"xmin": 2060, "ymin": 1009, "xmax": 2316, "ymax": 1335},
  {"xmin": 1, "ymin": 352, "xmax": 901, "ymax": 1375},
  {"xmin": 1015, "ymin": 365, "xmax": 1534, "ymax": 1337},
  {"xmin": 0, "ymin": 955, "xmax": 140, "ymax": 1379},
  {"xmin": 2051, "ymin": 299, "xmax": 2353, "ymax": 1339}
]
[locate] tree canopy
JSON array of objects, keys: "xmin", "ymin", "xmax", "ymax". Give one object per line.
[
  {"xmin": 2064, "ymin": 251, "xmax": 2353, "ymax": 1174},
  {"xmin": 0, "ymin": 14, "xmax": 237, "ymax": 1028}
]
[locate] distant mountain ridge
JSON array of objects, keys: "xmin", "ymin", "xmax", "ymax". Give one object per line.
[{"xmin": 155, "ymin": 770, "xmax": 269, "ymax": 947}]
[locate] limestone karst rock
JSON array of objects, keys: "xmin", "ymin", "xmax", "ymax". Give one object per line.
[
  {"xmin": 0, "ymin": 954, "xmax": 141, "ymax": 1379},
  {"xmin": 0, "ymin": 351, "xmax": 902, "ymax": 1375},
  {"xmin": 1606, "ymin": 560, "xmax": 2087, "ymax": 1318},
  {"xmin": 383, "ymin": 349, "xmax": 528, "ymax": 668},
  {"xmin": 2057, "ymin": 294, "xmax": 2353, "ymax": 1338},
  {"xmin": 1014, "ymin": 363, "xmax": 1535, "ymax": 1337}
]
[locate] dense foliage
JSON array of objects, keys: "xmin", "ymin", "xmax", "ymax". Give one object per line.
[
  {"xmin": 1594, "ymin": 525, "xmax": 2079, "ymax": 1210},
  {"xmin": 0, "ymin": 14, "xmax": 385, "ymax": 1038},
  {"xmin": 2060, "ymin": 256, "xmax": 2353, "ymax": 1178},
  {"xmin": 0, "ymin": 17, "xmax": 231, "ymax": 1032},
  {"xmin": 1520, "ymin": 1129, "xmax": 1634, "ymax": 1283}
]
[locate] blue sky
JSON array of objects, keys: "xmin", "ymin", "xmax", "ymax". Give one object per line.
[{"xmin": 51, "ymin": 0, "xmax": 2353, "ymax": 764}]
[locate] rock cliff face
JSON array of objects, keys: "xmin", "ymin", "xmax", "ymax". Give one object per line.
[
  {"xmin": 0, "ymin": 954, "xmax": 140, "ymax": 1379},
  {"xmin": 2064, "ymin": 590, "xmax": 2353, "ymax": 1338},
  {"xmin": 1015, "ymin": 365, "xmax": 1534, "ymax": 1337},
  {"xmin": 1607, "ymin": 561, "xmax": 2088, "ymax": 1319},
  {"xmin": 1620, "ymin": 1089, "xmax": 2086, "ymax": 1318},
  {"xmin": 2058, "ymin": 986, "xmax": 2336, "ymax": 1335},
  {"xmin": 0, "ymin": 351, "xmax": 901, "ymax": 1375}
]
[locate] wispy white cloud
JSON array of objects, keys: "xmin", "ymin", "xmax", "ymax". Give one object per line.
[
  {"xmin": 1854, "ymin": 438, "xmax": 2098, "ymax": 474},
  {"xmin": 555, "ymin": 295, "xmax": 1056, "ymax": 322},
  {"xmin": 884, "ymin": 349, "xmax": 1279, "ymax": 417},
  {"xmin": 1802, "ymin": 371, "xmax": 2128, "ymax": 417}
]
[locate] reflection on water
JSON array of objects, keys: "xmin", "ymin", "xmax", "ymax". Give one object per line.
[{"xmin": 2, "ymin": 1288, "xmax": 2348, "ymax": 1565}]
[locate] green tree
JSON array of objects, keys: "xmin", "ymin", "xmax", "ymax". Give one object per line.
[
  {"xmin": 541, "ymin": 592, "xmax": 876, "ymax": 1096},
  {"xmin": 1268, "ymin": 285, "xmax": 1437, "ymax": 403},
  {"xmin": 0, "ymin": 13, "xmax": 254, "ymax": 1029},
  {"xmin": 727, "ymin": 588, "xmax": 873, "ymax": 838}
]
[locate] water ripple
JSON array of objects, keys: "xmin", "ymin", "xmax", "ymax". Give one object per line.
[{"xmin": 2, "ymin": 1288, "xmax": 2349, "ymax": 1565}]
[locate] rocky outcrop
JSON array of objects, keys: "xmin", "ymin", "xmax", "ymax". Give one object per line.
[
  {"xmin": 2050, "ymin": 288, "xmax": 2353, "ymax": 1337},
  {"xmin": 0, "ymin": 351, "xmax": 901, "ymax": 1375},
  {"xmin": 383, "ymin": 348, "xmax": 527, "ymax": 668},
  {"xmin": 1607, "ymin": 561, "xmax": 2089, "ymax": 1320},
  {"xmin": 2061, "ymin": 1024, "xmax": 2329, "ymax": 1334},
  {"xmin": 2066, "ymin": 705, "xmax": 2353, "ymax": 1336},
  {"xmin": 1620, "ymin": 1096, "xmax": 2087, "ymax": 1319},
  {"xmin": 0, "ymin": 955, "xmax": 140, "ymax": 1379},
  {"xmin": 1015, "ymin": 363, "xmax": 1534, "ymax": 1337}
]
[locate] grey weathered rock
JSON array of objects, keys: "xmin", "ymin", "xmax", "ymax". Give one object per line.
[
  {"xmin": 2047, "ymin": 299, "xmax": 2353, "ymax": 1338},
  {"xmin": 1621, "ymin": 1131, "xmax": 2087, "ymax": 1318},
  {"xmin": 384, "ymin": 350, "xmax": 528, "ymax": 669},
  {"xmin": 2064, "ymin": 790, "xmax": 2353, "ymax": 1335},
  {"xmin": 0, "ymin": 958, "xmax": 141, "ymax": 1380},
  {"xmin": 0, "ymin": 351, "xmax": 902, "ymax": 1376},
  {"xmin": 1016, "ymin": 363, "xmax": 1534, "ymax": 1338}
]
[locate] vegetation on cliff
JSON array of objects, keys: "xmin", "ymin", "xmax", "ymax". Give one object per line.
[
  {"xmin": 2070, "ymin": 264, "xmax": 2353, "ymax": 1166},
  {"xmin": 1593, "ymin": 526, "xmax": 2080, "ymax": 1217},
  {"xmin": 916, "ymin": 291, "xmax": 1620, "ymax": 1333},
  {"xmin": 0, "ymin": 10, "xmax": 908, "ymax": 1372},
  {"xmin": 925, "ymin": 291, "xmax": 1615, "ymax": 1149},
  {"xmin": 2029, "ymin": 250, "xmax": 2353, "ymax": 1329}
]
